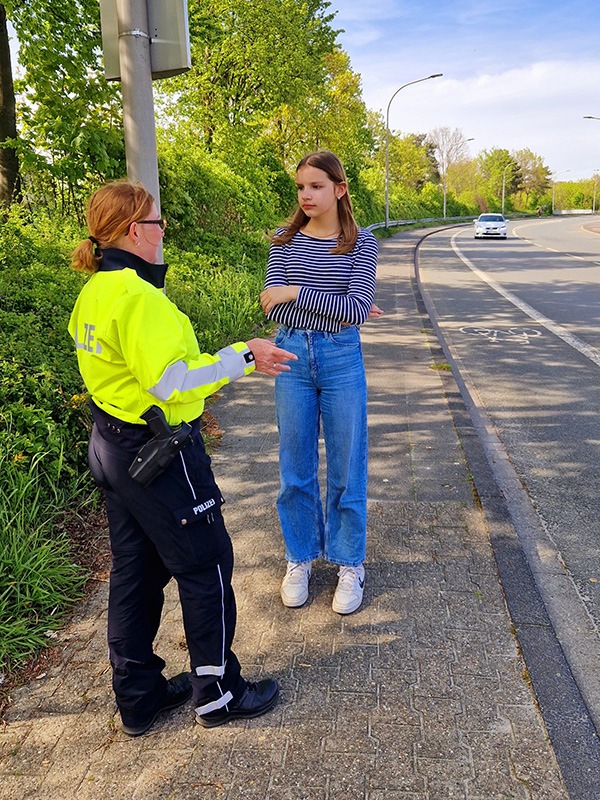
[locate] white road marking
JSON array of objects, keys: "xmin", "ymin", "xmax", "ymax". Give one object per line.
[
  {"xmin": 450, "ymin": 232, "xmax": 600, "ymax": 368},
  {"xmin": 512, "ymin": 222, "xmax": 600, "ymax": 265},
  {"xmin": 459, "ymin": 326, "xmax": 541, "ymax": 344}
]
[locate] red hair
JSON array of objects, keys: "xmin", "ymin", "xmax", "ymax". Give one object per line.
[{"xmin": 71, "ymin": 180, "xmax": 155, "ymax": 274}]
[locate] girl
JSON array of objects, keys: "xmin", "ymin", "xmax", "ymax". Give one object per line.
[{"xmin": 260, "ymin": 151, "xmax": 379, "ymax": 615}]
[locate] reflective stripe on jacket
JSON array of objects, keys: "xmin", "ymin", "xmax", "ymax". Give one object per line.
[{"xmin": 68, "ymin": 248, "xmax": 255, "ymax": 426}]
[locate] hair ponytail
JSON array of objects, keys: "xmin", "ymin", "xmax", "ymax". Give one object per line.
[{"xmin": 71, "ymin": 237, "xmax": 101, "ymax": 275}]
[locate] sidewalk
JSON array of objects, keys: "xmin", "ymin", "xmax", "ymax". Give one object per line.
[{"xmin": 0, "ymin": 232, "xmax": 568, "ymax": 799}]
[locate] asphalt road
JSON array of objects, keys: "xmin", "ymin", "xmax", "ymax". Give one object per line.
[{"xmin": 415, "ymin": 215, "xmax": 600, "ymax": 731}]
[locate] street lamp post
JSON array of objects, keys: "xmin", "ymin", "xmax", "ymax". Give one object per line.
[
  {"xmin": 583, "ymin": 120, "xmax": 600, "ymax": 212},
  {"xmin": 591, "ymin": 172, "xmax": 600, "ymax": 213},
  {"xmin": 385, "ymin": 73, "xmax": 443, "ymax": 228}
]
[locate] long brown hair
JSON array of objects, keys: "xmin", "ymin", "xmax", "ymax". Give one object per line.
[
  {"xmin": 271, "ymin": 151, "xmax": 358, "ymax": 254},
  {"xmin": 71, "ymin": 180, "xmax": 155, "ymax": 274}
]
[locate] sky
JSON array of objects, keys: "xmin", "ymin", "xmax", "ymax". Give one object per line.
[{"xmin": 328, "ymin": 0, "xmax": 600, "ymax": 180}]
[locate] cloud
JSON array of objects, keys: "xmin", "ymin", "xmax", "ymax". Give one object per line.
[
  {"xmin": 332, "ymin": 0, "xmax": 407, "ymax": 24},
  {"xmin": 359, "ymin": 60, "xmax": 600, "ymax": 179},
  {"xmin": 337, "ymin": 23, "xmax": 384, "ymax": 48},
  {"xmin": 331, "ymin": 0, "xmax": 412, "ymax": 46}
]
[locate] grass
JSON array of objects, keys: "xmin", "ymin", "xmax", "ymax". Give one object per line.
[
  {"xmin": 0, "ymin": 442, "xmax": 88, "ymax": 674},
  {"xmin": 430, "ymin": 362, "xmax": 452, "ymax": 371}
]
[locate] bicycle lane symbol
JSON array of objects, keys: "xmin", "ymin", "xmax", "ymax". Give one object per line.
[{"xmin": 459, "ymin": 326, "xmax": 542, "ymax": 344}]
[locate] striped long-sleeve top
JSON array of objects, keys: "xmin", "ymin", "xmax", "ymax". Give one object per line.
[{"xmin": 264, "ymin": 228, "xmax": 378, "ymax": 333}]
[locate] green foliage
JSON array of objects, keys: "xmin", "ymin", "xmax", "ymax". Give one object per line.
[
  {"xmin": 476, "ymin": 148, "xmax": 521, "ymax": 212},
  {"xmin": 360, "ymin": 165, "xmax": 437, "ymax": 222},
  {"xmin": 345, "ymin": 163, "xmax": 383, "ymax": 228},
  {"xmin": 250, "ymin": 140, "xmax": 298, "ymax": 219},
  {"xmin": 389, "ymin": 186, "xmax": 434, "ymax": 221},
  {"xmin": 166, "ymin": 247, "xmax": 268, "ymax": 353},
  {"xmin": 0, "ymin": 207, "xmax": 88, "ymax": 475},
  {"xmin": 446, "ymin": 159, "xmax": 479, "ymax": 209},
  {"xmin": 261, "ymin": 47, "xmax": 374, "ymax": 171},
  {"xmin": 381, "ymin": 132, "xmax": 438, "ymax": 191},
  {"xmin": 419, "ymin": 183, "xmax": 443, "ymax": 216},
  {"xmin": 0, "ymin": 442, "xmax": 86, "ymax": 673},
  {"xmin": 513, "ymin": 148, "xmax": 551, "ymax": 209},
  {"xmin": 7, "ymin": 0, "xmax": 125, "ymax": 213},
  {"xmin": 547, "ymin": 179, "xmax": 600, "ymax": 213},
  {"xmin": 0, "ymin": 208, "xmax": 93, "ymax": 673},
  {"xmin": 158, "ymin": 131, "xmax": 287, "ymax": 247},
  {"xmin": 445, "ymin": 193, "xmax": 477, "ymax": 218},
  {"xmin": 160, "ymin": 0, "xmax": 337, "ymax": 152}
]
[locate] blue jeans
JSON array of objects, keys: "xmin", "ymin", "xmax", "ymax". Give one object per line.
[{"xmin": 273, "ymin": 325, "xmax": 368, "ymax": 567}]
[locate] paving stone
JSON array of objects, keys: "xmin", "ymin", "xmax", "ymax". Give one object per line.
[{"xmin": 417, "ymin": 755, "xmax": 472, "ymax": 799}]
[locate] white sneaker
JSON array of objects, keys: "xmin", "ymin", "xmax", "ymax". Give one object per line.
[
  {"xmin": 332, "ymin": 565, "xmax": 365, "ymax": 615},
  {"xmin": 280, "ymin": 562, "xmax": 312, "ymax": 607}
]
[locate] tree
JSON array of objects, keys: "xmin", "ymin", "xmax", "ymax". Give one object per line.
[
  {"xmin": 371, "ymin": 121, "xmax": 437, "ymax": 193},
  {"xmin": 427, "ymin": 127, "xmax": 472, "ymax": 218},
  {"xmin": 0, "ymin": 4, "xmax": 19, "ymax": 205},
  {"xmin": 477, "ymin": 148, "xmax": 521, "ymax": 212},
  {"xmin": 262, "ymin": 48, "xmax": 372, "ymax": 171},
  {"xmin": 158, "ymin": 0, "xmax": 338, "ymax": 154},
  {"xmin": 391, "ymin": 132, "xmax": 437, "ymax": 191},
  {"xmin": 7, "ymin": 0, "xmax": 124, "ymax": 213},
  {"xmin": 446, "ymin": 158, "xmax": 478, "ymax": 205},
  {"xmin": 512, "ymin": 148, "xmax": 551, "ymax": 209}
]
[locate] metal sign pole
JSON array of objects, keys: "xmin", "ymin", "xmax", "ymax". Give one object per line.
[
  {"xmin": 115, "ymin": 0, "xmax": 161, "ymax": 218},
  {"xmin": 100, "ymin": 0, "xmax": 191, "ymax": 261}
]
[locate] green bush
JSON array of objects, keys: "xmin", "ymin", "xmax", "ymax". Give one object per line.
[
  {"xmin": 158, "ymin": 132, "xmax": 283, "ymax": 250},
  {"xmin": 0, "ymin": 211, "xmax": 94, "ymax": 674},
  {"xmin": 0, "ymin": 210, "xmax": 89, "ymax": 479},
  {"xmin": 165, "ymin": 242, "xmax": 269, "ymax": 353},
  {"xmin": 344, "ymin": 162, "xmax": 383, "ymax": 228}
]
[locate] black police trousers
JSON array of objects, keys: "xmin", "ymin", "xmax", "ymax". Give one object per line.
[{"xmin": 88, "ymin": 409, "xmax": 245, "ymax": 726}]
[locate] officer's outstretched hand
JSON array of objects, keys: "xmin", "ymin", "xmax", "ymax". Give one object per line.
[{"xmin": 247, "ymin": 338, "xmax": 297, "ymax": 376}]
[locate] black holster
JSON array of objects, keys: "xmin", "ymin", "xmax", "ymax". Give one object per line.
[{"xmin": 128, "ymin": 406, "xmax": 192, "ymax": 487}]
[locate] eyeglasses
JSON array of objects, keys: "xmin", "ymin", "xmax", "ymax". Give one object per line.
[{"xmin": 137, "ymin": 218, "xmax": 167, "ymax": 232}]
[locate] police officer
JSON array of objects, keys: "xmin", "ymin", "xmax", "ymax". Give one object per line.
[{"xmin": 69, "ymin": 180, "xmax": 296, "ymax": 736}]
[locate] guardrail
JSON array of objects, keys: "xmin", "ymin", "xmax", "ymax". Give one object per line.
[
  {"xmin": 366, "ymin": 215, "xmax": 473, "ymax": 232},
  {"xmin": 366, "ymin": 212, "xmax": 536, "ymax": 232}
]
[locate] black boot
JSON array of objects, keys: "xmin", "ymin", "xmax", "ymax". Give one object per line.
[
  {"xmin": 195, "ymin": 678, "xmax": 279, "ymax": 728},
  {"xmin": 121, "ymin": 672, "xmax": 192, "ymax": 736}
]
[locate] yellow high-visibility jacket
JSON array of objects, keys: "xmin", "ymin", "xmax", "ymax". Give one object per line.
[{"xmin": 68, "ymin": 248, "xmax": 255, "ymax": 426}]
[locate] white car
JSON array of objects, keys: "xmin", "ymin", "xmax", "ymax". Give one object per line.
[{"xmin": 474, "ymin": 213, "xmax": 508, "ymax": 239}]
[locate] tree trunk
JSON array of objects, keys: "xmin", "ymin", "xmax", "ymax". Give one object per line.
[{"xmin": 0, "ymin": 4, "xmax": 19, "ymax": 206}]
